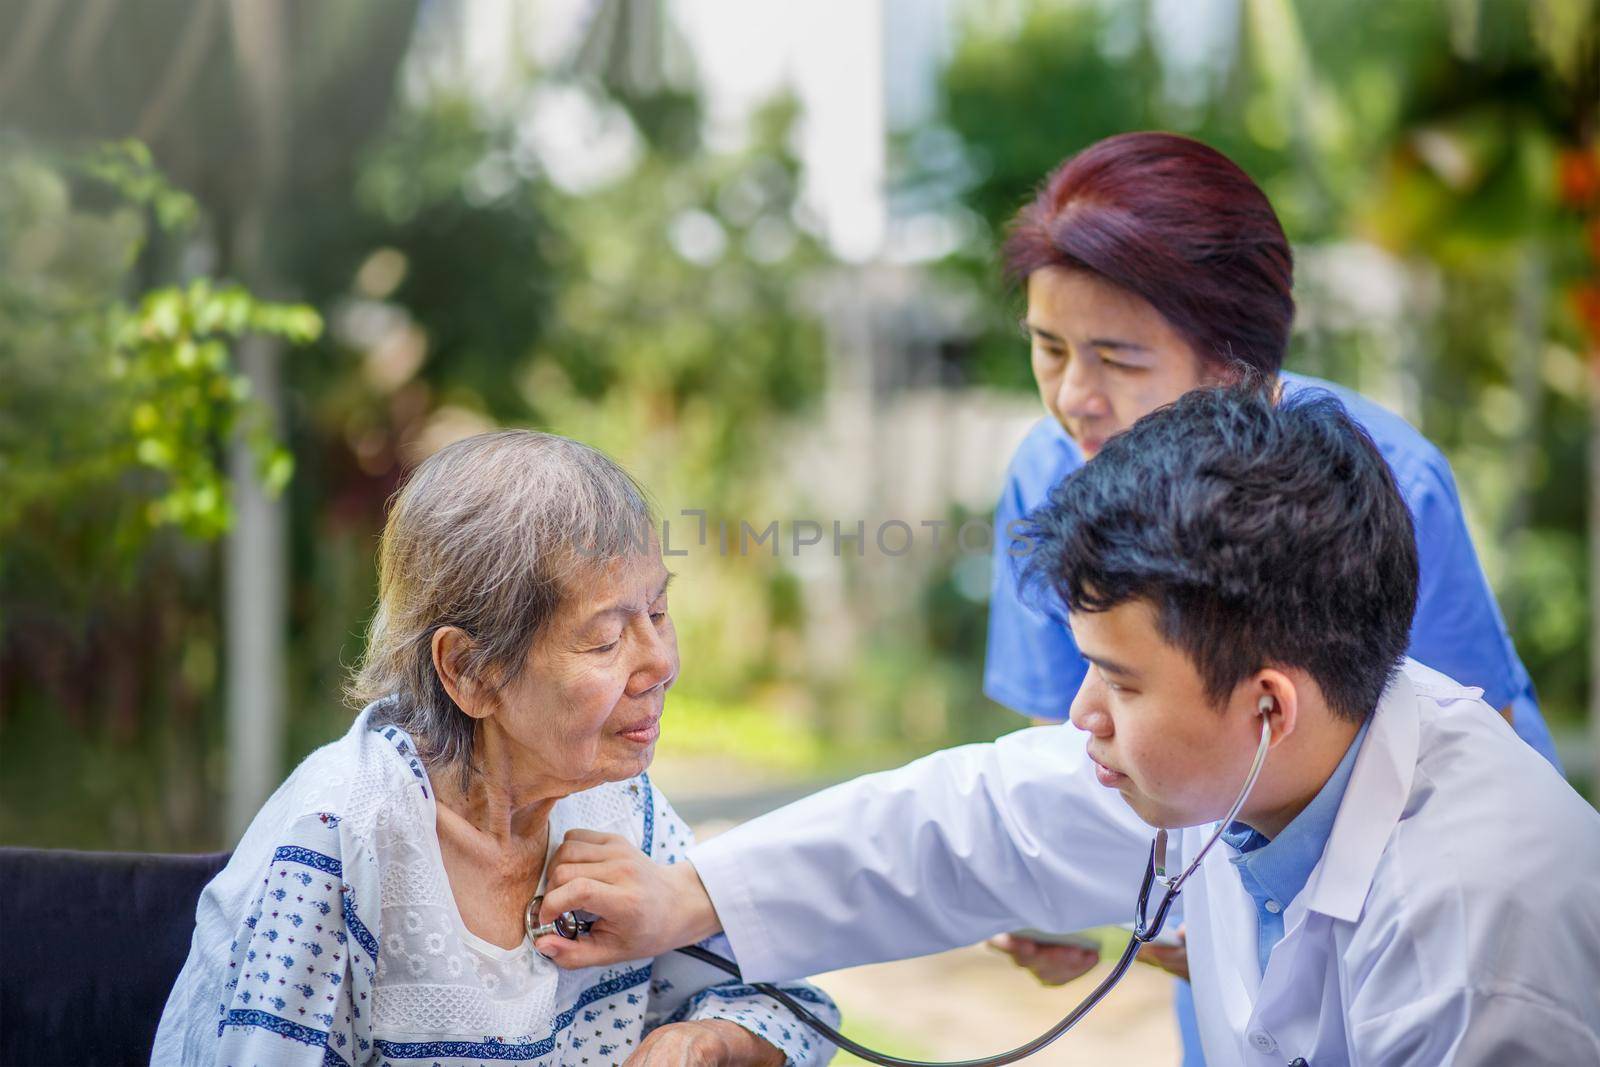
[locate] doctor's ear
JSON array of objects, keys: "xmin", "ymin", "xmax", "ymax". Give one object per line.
[{"xmin": 1249, "ymin": 669, "xmax": 1299, "ymax": 743}]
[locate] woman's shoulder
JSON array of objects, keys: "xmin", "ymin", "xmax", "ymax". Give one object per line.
[
  {"xmin": 233, "ymin": 708, "xmax": 431, "ymax": 857},
  {"xmin": 1279, "ymin": 372, "xmax": 1449, "ymax": 487}
]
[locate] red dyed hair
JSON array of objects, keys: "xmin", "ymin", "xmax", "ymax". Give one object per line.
[{"xmin": 1004, "ymin": 132, "xmax": 1294, "ymax": 376}]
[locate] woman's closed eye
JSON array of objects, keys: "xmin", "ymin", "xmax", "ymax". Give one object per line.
[
  {"xmin": 587, "ymin": 630, "xmax": 622, "ymax": 654},
  {"xmin": 1089, "ymin": 342, "xmax": 1149, "ymax": 372},
  {"xmin": 1099, "ymin": 358, "xmax": 1143, "ymax": 372},
  {"xmin": 589, "ymin": 609, "xmax": 666, "ymax": 651}
]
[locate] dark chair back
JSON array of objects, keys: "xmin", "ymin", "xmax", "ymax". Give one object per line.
[{"xmin": 0, "ymin": 847, "xmax": 230, "ymax": 1067}]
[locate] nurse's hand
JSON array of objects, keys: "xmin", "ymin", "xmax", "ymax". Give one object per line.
[
  {"xmin": 625, "ymin": 1020, "xmax": 784, "ymax": 1065},
  {"xmin": 535, "ymin": 829, "xmax": 722, "ymax": 969},
  {"xmin": 1135, "ymin": 924, "xmax": 1189, "ymax": 980},
  {"xmin": 988, "ymin": 933, "xmax": 1101, "ymax": 986}
]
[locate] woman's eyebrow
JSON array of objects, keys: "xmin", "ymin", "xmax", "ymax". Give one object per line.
[
  {"xmin": 1023, "ymin": 324, "xmax": 1149, "ymax": 354},
  {"xmin": 587, "ymin": 573, "xmax": 674, "ymax": 623},
  {"xmin": 584, "ymin": 604, "xmax": 632, "ymax": 625},
  {"xmin": 1022, "ymin": 321, "xmax": 1067, "ymax": 344}
]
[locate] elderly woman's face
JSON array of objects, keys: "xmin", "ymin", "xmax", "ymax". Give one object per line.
[{"xmin": 497, "ymin": 551, "xmax": 679, "ymax": 792}]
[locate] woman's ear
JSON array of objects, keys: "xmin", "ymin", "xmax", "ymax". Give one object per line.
[
  {"xmin": 1198, "ymin": 356, "xmax": 1234, "ymax": 388},
  {"xmin": 432, "ymin": 626, "xmax": 493, "ymax": 720}
]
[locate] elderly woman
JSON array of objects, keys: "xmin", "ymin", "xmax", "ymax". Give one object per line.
[{"xmin": 154, "ymin": 431, "xmax": 837, "ymax": 1066}]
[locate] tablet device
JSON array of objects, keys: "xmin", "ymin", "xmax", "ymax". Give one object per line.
[{"xmin": 1007, "ymin": 928, "xmax": 1102, "ymax": 950}]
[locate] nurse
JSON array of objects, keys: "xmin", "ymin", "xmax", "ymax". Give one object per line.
[
  {"xmin": 979, "ymin": 131, "xmax": 1561, "ymax": 1059},
  {"xmin": 535, "ymin": 386, "xmax": 1600, "ymax": 1064}
]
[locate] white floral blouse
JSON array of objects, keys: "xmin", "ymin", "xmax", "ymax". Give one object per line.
[{"xmin": 153, "ymin": 706, "xmax": 838, "ymax": 1066}]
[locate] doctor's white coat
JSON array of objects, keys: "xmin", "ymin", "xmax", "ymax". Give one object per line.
[{"xmin": 688, "ymin": 661, "xmax": 1600, "ymax": 1065}]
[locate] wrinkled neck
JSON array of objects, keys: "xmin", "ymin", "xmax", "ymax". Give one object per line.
[{"xmin": 432, "ymin": 719, "xmax": 563, "ymax": 845}]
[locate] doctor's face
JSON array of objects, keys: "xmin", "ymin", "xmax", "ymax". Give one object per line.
[
  {"xmin": 1067, "ymin": 599, "xmax": 1267, "ymax": 829},
  {"xmin": 1025, "ymin": 267, "xmax": 1213, "ymax": 458}
]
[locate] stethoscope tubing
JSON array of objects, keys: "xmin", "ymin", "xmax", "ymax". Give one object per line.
[{"xmin": 676, "ymin": 930, "xmax": 1148, "ymax": 1067}]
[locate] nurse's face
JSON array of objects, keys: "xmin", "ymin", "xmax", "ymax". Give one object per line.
[
  {"xmin": 1067, "ymin": 599, "xmax": 1268, "ymax": 829},
  {"xmin": 1025, "ymin": 267, "xmax": 1214, "ymax": 458}
]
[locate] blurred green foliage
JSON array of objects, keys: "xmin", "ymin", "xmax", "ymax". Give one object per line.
[{"xmin": 1, "ymin": 140, "xmax": 318, "ymax": 561}]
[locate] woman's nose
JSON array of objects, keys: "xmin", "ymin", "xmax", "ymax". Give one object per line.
[
  {"xmin": 1057, "ymin": 357, "xmax": 1109, "ymax": 421},
  {"xmin": 627, "ymin": 621, "xmax": 678, "ymax": 695}
]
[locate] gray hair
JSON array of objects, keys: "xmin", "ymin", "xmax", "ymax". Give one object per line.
[{"xmin": 349, "ymin": 430, "xmax": 655, "ymax": 787}]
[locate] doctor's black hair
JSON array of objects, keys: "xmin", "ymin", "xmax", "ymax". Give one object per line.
[{"xmin": 1022, "ymin": 384, "xmax": 1419, "ymax": 722}]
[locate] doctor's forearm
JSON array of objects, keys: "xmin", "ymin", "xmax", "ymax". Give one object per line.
[{"xmin": 683, "ymin": 730, "xmax": 1151, "ymax": 984}]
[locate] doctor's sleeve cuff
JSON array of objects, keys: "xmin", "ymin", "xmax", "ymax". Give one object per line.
[{"xmin": 685, "ymin": 837, "xmax": 788, "ymax": 984}]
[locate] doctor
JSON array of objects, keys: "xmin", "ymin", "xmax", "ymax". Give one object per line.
[{"xmin": 535, "ymin": 386, "xmax": 1600, "ymax": 1064}]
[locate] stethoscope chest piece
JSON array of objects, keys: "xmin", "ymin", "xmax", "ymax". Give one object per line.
[{"xmin": 525, "ymin": 895, "xmax": 594, "ymax": 941}]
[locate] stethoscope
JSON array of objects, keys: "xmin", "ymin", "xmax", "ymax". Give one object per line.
[{"xmin": 530, "ymin": 703, "xmax": 1275, "ymax": 1067}]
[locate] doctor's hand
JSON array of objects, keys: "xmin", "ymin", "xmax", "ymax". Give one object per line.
[
  {"xmin": 625, "ymin": 1020, "xmax": 784, "ymax": 1066},
  {"xmin": 534, "ymin": 829, "xmax": 722, "ymax": 969},
  {"xmin": 988, "ymin": 933, "xmax": 1102, "ymax": 986},
  {"xmin": 1135, "ymin": 924, "xmax": 1189, "ymax": 981}
]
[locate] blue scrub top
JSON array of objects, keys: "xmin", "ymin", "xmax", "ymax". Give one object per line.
[{"xmin": 984, "ymin": 371, "xmax": 1562, "ymax": 770}]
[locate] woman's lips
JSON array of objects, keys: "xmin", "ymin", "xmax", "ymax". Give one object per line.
[{"xmin": 617, "ymin": 718, "xmax": 661, "ymax": 745}]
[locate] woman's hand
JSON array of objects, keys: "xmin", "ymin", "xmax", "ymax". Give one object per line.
[
  {"xmin": 989, "ymin": 926, "xmax": 1191, "ymax": 985},
  {"xmin": 1135, "ymin": 924, "xmax": 1189, "ymax": 980},
  {"xmin": 988, "ymin": 933, "xmax": 1101, "ymax": 986},
  {"xmin": 534, "ymin": 829, "xmax": 721, "ymax": 969},
  {"xmin": 624, "ymin": 1020, "xmax": 784, "ymax": 1066}
]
